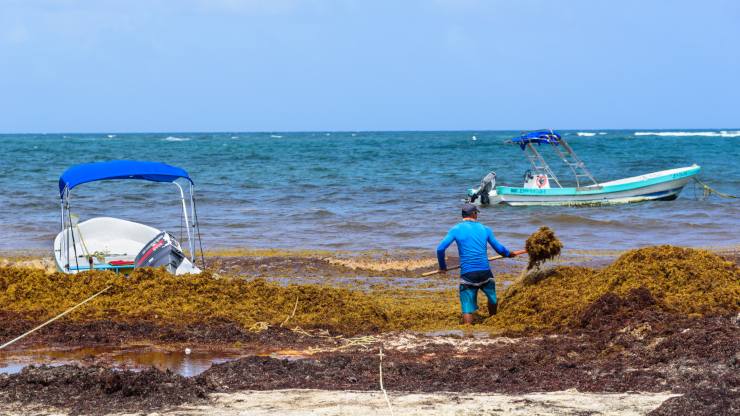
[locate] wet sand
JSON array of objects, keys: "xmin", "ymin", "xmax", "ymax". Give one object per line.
[
  {"xmin": 0, "ymin": 247, "xmax": 738, "ymax": 415},
  {"xmin": 0, "ymin": 390, "xmax": 679, "ymax": 416}
]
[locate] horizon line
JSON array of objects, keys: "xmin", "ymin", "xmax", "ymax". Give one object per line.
[{"xmin": 1, "ymin": 127, "xmax": 739, "ymax": 135}]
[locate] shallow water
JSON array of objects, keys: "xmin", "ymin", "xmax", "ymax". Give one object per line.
[
  {"xmin": 0, "ymin": 347, "xmax": 243, "ymax": 377},
  {"xmin": 0, "ymin": 130, "xmax": 737, "ymax": 252}
]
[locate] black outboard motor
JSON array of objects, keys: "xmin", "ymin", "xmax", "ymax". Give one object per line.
[
  {"xmin": 134, "ymin": 232, "xmax": 185, "ymax": 274},
  {"xmin": 471, "ymin": 171, "xmax": 496, "ymax": 205}
]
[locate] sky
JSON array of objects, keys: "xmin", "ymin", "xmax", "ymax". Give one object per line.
[{"xmin": 0, "ymin": 0, "xmax": 738, "ymax": 133}]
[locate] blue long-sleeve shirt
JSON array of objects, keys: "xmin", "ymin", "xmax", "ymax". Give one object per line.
[{"xmin": 436, "ymin": 220, "xmax": 511, "ymax": 275}]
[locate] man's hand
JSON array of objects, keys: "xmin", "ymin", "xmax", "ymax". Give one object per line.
[{"xmin": 508, "ymin": 252, "xmax": 517, "ymax": 258}]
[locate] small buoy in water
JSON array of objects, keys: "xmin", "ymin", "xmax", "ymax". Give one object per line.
[{"xmin": 185, "ymin": 348, "xmax": 192, "ymax": 355}]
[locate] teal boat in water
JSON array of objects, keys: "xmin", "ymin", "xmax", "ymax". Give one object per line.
[{"xmin": 468, "ymin": 130, "xmax": 701, "ymax": 206}]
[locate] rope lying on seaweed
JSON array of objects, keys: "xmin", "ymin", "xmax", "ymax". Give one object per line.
[{"xmin": 0, "ymin": 285, "xmax": 112, "ymax": 350}]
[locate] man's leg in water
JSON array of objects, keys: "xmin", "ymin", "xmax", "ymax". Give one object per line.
[
  {"xmin": 488, "ymin": 300, "xmax": 497, "ymax": 315},
  {"xmin": 482, "ymin": 280, "xmax": 498, "ymax": 316},
  {"xmin": 459, "ymin": 284, "xmax": 479, "ymax": 325}
]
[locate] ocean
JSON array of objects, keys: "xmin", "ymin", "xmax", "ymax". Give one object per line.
[{"xmin": 0, "ymin": 130, "xmax": 738, "ymax": 253}]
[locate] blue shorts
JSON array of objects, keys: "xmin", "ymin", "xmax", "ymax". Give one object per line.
[{"xmin": 459, "ymin": 280, "xmax": 497, "ymax": 314}]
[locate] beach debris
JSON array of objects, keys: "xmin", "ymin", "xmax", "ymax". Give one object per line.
[
  {"xmin": 524, "ymin": 226, "xmax": 563, "ymax": 270},
  {"xmin": 597, "ymin": 245, "xmax": 740, "ymax": 315},
  {"xmin": 0, "ymin": 365, "xmax": 206, "ymax": 414},
  {"xmin": 0, "ymin": 245, "xmax": 736, "ymax": 338},
  {"xmin": 494, "ymin": 246, "xmax": 739, "ymax": 331},
  {"xmin": 185, "ymin": 347, "xmax": 192, "ymax": 355}
]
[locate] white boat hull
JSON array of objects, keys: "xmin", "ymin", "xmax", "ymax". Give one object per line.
[{"xmin": 54, "ymin": 217, "xmax": 200, "ymax": 275}]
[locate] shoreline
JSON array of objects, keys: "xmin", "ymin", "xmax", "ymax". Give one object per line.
[{"xmin": 0, "ymin": 245, "xmax": 738, "ymax": 415}]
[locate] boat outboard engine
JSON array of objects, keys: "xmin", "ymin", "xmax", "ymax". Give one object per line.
[
  {"xmin": 470, "ymin": 171, "xmax": 496, "ymax": 204},
  {"xmin": 134, "ymin": 232, "xmax": 186, "ymax": 274}
]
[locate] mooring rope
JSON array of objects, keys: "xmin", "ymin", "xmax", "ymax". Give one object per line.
[
  {"xmin": 693, "ymin": 177, "xmax": 738, "ymax": 199},
  {"xmin": 0, "ymin": 285, "xmax": 112, "ymax": 350},
  {"xmin": 378, "ymin": 346, "xmax": 395, "ymax": 416}
]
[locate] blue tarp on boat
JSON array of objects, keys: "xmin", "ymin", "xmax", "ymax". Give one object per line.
[
  {"xmin": 59, "ymin": 160, "xmax": 192, "ymax": 197},
  {"xmin": 511, "ymin": 130, "xmax": 562, "ymax": 149}
]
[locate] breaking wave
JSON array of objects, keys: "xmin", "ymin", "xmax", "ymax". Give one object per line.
[
  {"xmin": 634, "ymin": 131, "xmax": 740, "ymax": 138},
  {"xmin": 576, "ymin": 132, "xmax": 596, "ymax": 137},
  {"xmin": 163, "ymin": 136, "xmax": 191, "ymax": 142}
]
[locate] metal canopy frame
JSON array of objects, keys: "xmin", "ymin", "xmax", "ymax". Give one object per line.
[
  {"xmin": 512, "ymin": 129, "xmax": 599, "ymax": 189},
  {"xmin": 58, "ymin": 178, "xmax": 204, "ymax": 273}
]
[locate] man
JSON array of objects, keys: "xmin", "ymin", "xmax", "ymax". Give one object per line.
[{"xmin": 436, "ymin": 203, "xmax": 515, "ymax": 324}]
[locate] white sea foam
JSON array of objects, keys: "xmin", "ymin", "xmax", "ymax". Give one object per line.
[
  {"xmin": 163, "ymin": 136, "xmax": 191, "ymax": 142},
  {"xmin": 231, "ymin": 136, "xmax": 239, "ymax": 139},
  {"xmin": 598, "ymin": 132, "xmax": 607, "ymax": 135},
  {"xmin": 270, "ymin": 135, "xmax": 283, "ymax": 138},
  {"xmin": 634, "ymin": 131, "xmax": 740, "ymax": 138},
  {"xmin": 577, "ymin": 132, "xmax": 596, "ymax": 137},
  {"xmin": 107, "ymin": 134, "xmax": 116, "ymax": 138}
]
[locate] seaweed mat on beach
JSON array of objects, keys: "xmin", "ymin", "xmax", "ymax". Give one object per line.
[
  {"xmin": 490, "ymin": 246, "xmax": 739, "ymax": 331},
  {"xmin": 0, "ymin": 246, "xmax": 737, "ymax": 337}
]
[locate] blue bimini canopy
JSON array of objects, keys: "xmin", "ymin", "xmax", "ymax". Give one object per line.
[
  {"xmin": 511, "ymin": 130, "xmax": 562, "ymax": 150},
  {"xmin": 59, "ymin": 160, "xmax": 192, "ymax": 198}
]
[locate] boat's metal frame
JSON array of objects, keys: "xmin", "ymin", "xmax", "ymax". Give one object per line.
[{"xmin": 513, "ymin": 129, "xmax": 599, "ymax": 189}]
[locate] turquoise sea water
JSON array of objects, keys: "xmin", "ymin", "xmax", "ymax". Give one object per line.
[{"xmin": 0, "ymin": 130, "xmax": 738, "ymax": 252}]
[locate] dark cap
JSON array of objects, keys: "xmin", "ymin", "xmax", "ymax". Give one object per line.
[{"xmin": 461, "ymin": 203, "xmax": 479, "ymax": 217}]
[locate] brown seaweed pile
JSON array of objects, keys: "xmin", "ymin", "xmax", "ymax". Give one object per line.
[
  {"xmin": 489, "ymin": 245, "xmax": 739, "ymax": 331},
  {"xmin": 0, "ymin": 267, "xmax": 395, "ymax": 336},
  {"xmin": 0, "ymin": 364, "xmax": 206, "ymax": 415},
  {"xmin": 0, "ymin": 245, "xmax": 738, "ymax": 415},
  {"xmin": 0, "ymin": 266, "xmax": 463, "ymax": 341},
  {"xmin": 2, "ymin": 307, "xmax": 738, "ymax": 415},
  {"xmin": 598, "ymin": 245, "xmax": 739, "ymax": 315},
  {"xmin": 0, "ymin": 245, "xmax": 737, "ymax": 342},
  {"xmin": 524, "ymin": 226, "xmax": 563, "ymax": 269}
]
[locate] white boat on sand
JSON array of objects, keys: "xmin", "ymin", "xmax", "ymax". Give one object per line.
[
  {"xmin": 54, "ymin": 161, "xmax": 204, "ymax": 275},
  {"xmin": 467, "ymin": 130, "xmax": 701, "ymax": 206}
]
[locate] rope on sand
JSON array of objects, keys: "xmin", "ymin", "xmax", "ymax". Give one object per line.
[
  {"xmin": 378, "ymin": 345, "xmax": 395, "ymax": 416},
  {"xmin": 0, "ymin": 285, "xmax": 112, "ymax": 350},
  {"xmin": 694, "ymin": 177, "xmax": 738, "ymax": 199}
]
